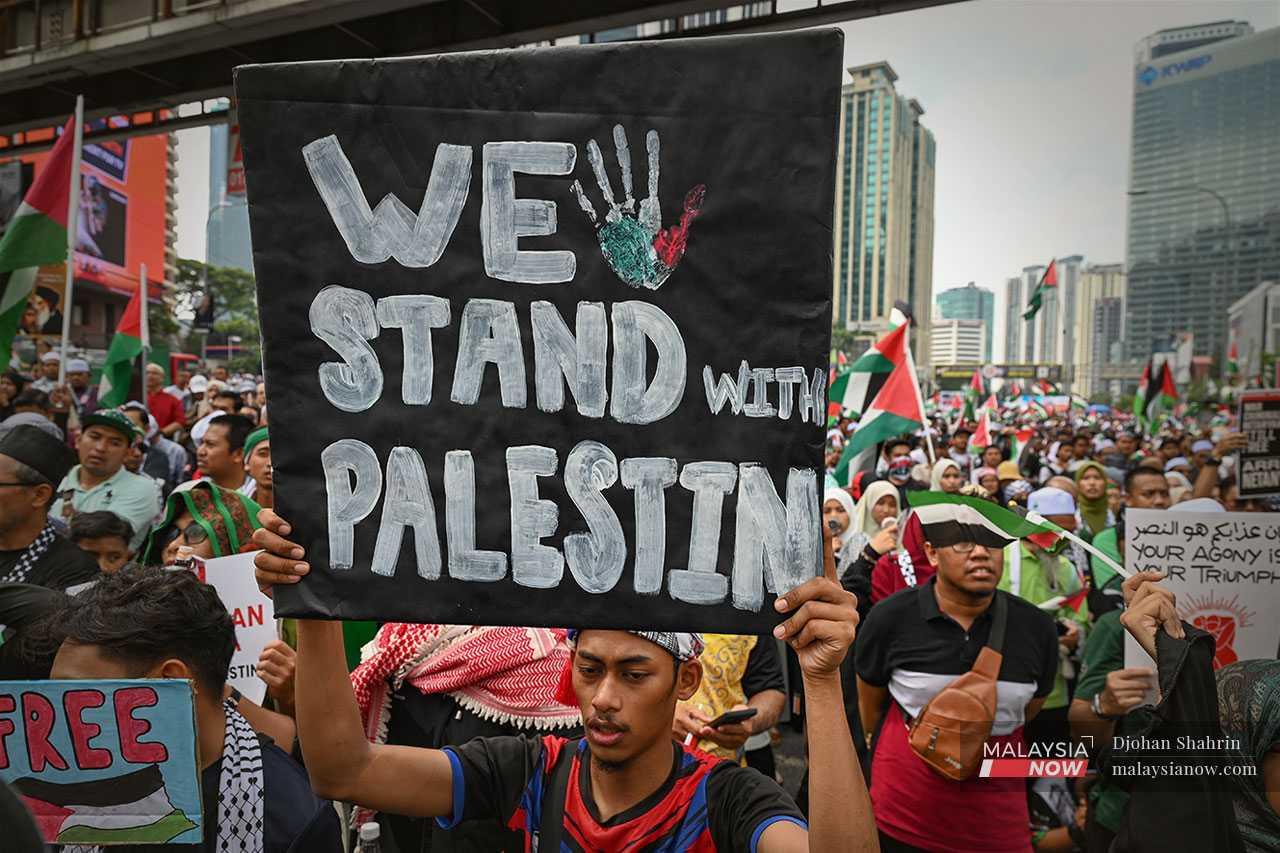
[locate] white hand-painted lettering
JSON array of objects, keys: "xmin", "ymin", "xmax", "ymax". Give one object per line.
[
  {"xmin": 311, "ymin": 286, "xmax": 383, "ymax": 413},
  {"xmin": 507, "ymin": 445, "xmax": 563, "ymax": 588},
  {"xmin": 375, "ymin": 296, "xmax": 450, "ymax": 405},
  {"xmin": 303, "ymin": 135, "xmax": 471, "ymax": 267},
  {"xmin": 703, "ymin": 361, "xmax": 750, "ymax": 416},
  {"xmin": 481, "ymin": 142, "xmax": 577, "ymax": 283},
  {"xmin": 321, "ymin": 438, "xmax": 382, "ymax": 570},
  {"xmin": 732, "ymin": 465, "xmax": 820, "ymax": 611},
  {"xmin": 669, "ymin": 462, "xmax": 736, "ymax": 604},
  {"xmin": 610, "ymin": 301, "xmax": 686, "ymax": 424},
  {"xmin": 452, "ymin": 299, "xmax": 527, "ymax": 408},
  {"xmin": 620, "ymin": 457, "xmax": 678, "ymax": 595},
  {"xmin": 531, "ymin": 300, "xmax": 608, "ymax": 418},
  {"xmin": 444, "ymin": 450, "xmax": 508, "ymax": 581},
  {"xmin": 564, "ymin": 441, "xmax": 625, "ymax": 593}
]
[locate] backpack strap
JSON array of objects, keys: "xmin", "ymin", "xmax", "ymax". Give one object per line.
[
  {"xmin": 537, "ymin": 739, "xmax": 578, "ymax": 852},
  {"xmin": 987, "ymin": 590, "xmax": 1009, "ymax": 653}
]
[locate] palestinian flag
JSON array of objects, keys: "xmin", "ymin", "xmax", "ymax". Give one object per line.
[
  {"xmin": 1134, "ymin": 358, "xmax": 1177, "ymax": 432},
  {"xmin": 0, "ymin": 116, "xmax": 77, "ymax": 361},
  {"xmin": 98, "ymin": 282, "xmax": 148, "ymax": 407},
  {"xmin": 1009, "ymin": 426, "xmax": 1034, "ymax": 463},
  {"xmin": 827, "ymin": 323, "xmax": 907, "ymax": 419},
  {"xmin": 833, "ymin": 353, "xmax": 923, "ymax": 484},
  {"xmin": 961, "ymin": 369, "xmax": 983, "ymax": 423},
  {"xmin": 1226, "ymin": 339, "xmax": 1239, "ymax": 377},
  {"xmin": 908, "ymin": 491, "xmax": 1060, "ymax": 549},
  {"xmin": 1006, "ymin": 380, "xmax": 1022, "ymax": 399},
  {"xmin": 1022, "ymin": 259, "xmax": 1057, "ymax": 321},
  {"xmin": 969, "ymin": 408, "xmax": 992, "ymax": 453},
  {"xmin": 15, "ymin": 764, "xmax": 197, "ymax": 845},
  {"xmin": 1039, "ymin": 587, "xmax": 1089, "ymax": 613}
]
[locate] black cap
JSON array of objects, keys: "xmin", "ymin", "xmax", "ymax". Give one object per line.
[{"xmin": 0, "ymin": 424, "xmax": 77, "ymax": 485}]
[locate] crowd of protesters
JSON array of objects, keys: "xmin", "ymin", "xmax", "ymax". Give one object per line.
[{"xmin": 0, "ymin": 347, "xmax": 1277, "ymax": 852}]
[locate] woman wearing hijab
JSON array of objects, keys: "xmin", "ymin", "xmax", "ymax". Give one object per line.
[
  {"xmin": 1074, "ymin": 461, "xmax": 1115, "ymax": 541},
  {"xmin": 835, "ymin": 483, "xmax": 898, "ymax": 622},
  {"xmin": 930, "ymin": 457, "xmax": 964, "ymax": 493},
  {"xmin": 1216, "ymin": 659, "xmax": 1280, "ymax": 852},
  {"xmin": 141, "ymin": 480, "xmax": 262, "ymax": 565},
  {"xmin": 973, "ymin": 466, "xmax": 1000, "ymax": 496},
  {"xmin": 823, "ymin": 487, "xmax": 858, "ymax": 569}
]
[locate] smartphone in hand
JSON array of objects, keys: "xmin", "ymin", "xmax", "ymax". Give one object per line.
[{"xmin": 706, "ymin": 707, "xmax": 758, "ymax": 729}]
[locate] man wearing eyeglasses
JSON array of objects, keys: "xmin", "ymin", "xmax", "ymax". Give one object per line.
[
  {"xmin": 855, "ymin": 498, "xmax": 1059, "ymax": 852},
  {"xmin": 0, "ymin": 425, "xmax": 99, "ymax": 590}
]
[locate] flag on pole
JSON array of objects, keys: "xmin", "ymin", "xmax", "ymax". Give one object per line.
[
  {"xmin": 969, "ymin": 408, "xmax": 992, "ymax": 453},
  {"xmin": 1022, "ymin": 259, "xmax": 1058, "ymax": 321},
  {"xmin": 1009, "ymin": 427, "xmax": 1034, "ymax": 463},
  {"xmin": 833, "ymin": 354, "xmax": 925, "ymax": 485},
  {"xmin": 908, "ymin": 491, "xmax": 1060, "ymax": 549},
  {"xmin": 961, "ymin": 369, "xmax": 983, "ymax": 423},
  {"xmin": 827, "ymin": 323, "xmax": 908, "ymax": 419},
  {"xmin": 98, "ymin": 284, "xmax": 147, "ymax": 407},
  {"xmin": 1134, "ymin": 358, "xmax": 1177, "ymax": 433},
  {"xmin": 1226, "ymin": 338, "xmax": 1239, "ymax": 377},
  {"xmin": 0, "ymin": 116, "xmax": 79, "ymax": 362}
]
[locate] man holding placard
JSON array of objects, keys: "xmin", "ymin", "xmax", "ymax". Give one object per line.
[{"xmin": 253, "ymin": 509, "xmax": 873, "ymax": 850}]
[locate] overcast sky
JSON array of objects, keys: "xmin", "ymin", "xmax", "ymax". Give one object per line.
[{"xmin": 172, "ymin": 0, "xmax": 1278, "ymax": 360}]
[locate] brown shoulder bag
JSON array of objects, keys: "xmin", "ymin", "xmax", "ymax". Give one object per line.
[{"xmin": 907, "ymin": 591, "xmax": 1007, "ymax": 781}]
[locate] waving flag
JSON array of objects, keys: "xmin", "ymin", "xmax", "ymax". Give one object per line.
[
  {"xmin": 0, "ymin": 114, "xmax": 81, "ymax": 361},
  {"xmin": 908, "ymin": 491, "xmax": 1060, "ymax": 549},
  {"xmin": 1022, "ymin": 259, "xmax": 1057, "ymax": 321},
  {"xmin": 1134, "ymin": 358, "xmax": 1177, "ymax": 432},
  {"xmin": 98, "ymin": 282, "xmax": 147, "ymax": 407},
  {"xmin": 827, "ymin": 323, "xmax": 908, "ymax": 419},
  {"xmin": 834, "ymin": 353, "xmax": 924, "ymax": 485},
  {"xmin": 961, "ymin": 369, "xmax": 983, "ymax": 423}
]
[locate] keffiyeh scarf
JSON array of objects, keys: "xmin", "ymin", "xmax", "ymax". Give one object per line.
[
  {"xmin": 2, "ymin": 521, "xmax": 58, "ymax": 584},
  {"xmin": 351, "ymin": 624, "xmax": 580, "ymax": 746},
  {"xmin": 66, "ymin": 700, "xmax": 263, "ymax": 853}
]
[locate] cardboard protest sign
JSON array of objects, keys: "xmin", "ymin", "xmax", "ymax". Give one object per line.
[
  {"xmin": 1124, "ymin": 508, "xmax": 1280, "ymax": 675},
  {"xmin": 1238, "ymin": 389, "xmax": 1280, "ymax": 498},
  {"xmin": 198, "ymin": 552, "xmax": 274, "ymax": 704},
  {"xmin": 235, "ymin": 31, "xmax": 840, "ymax": 631},
  {"xmin": 0, "ymin": 679, "xmax": 202, "ymax": 845}
]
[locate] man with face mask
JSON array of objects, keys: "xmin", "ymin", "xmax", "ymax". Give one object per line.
[{"xmin": 997, "ymin": 487, "xmax": 1090, "ymax": 747}]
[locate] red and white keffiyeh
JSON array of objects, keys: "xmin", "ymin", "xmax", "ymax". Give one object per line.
[{"xmin": 350, "ymin": 623, "xmax": 581, "ymax": 747}]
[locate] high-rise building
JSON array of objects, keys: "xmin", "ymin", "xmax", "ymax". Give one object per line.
[
  {"xmin": 1092, "ymin": 297, "xmax": 1127, "ymax": 399},
  {"xmin": 1226, "ymin": 281, "xmax": 1280, "ymax": 382},
  {"xmin": 206, "ymin": 122, "xmax": 253, "ymax": 273},
  {"xmin": 1125, "ymin": 22, "xmax": 1280, "ymax": 365},
  {"xmin": 936, "ymin": 283, "xmax": 995, "ymax": 361},
  {"xmin": 930, "ymin": 319, "xmax": 985, "ymax": 366},
  {"xmin": 1004, "ymin": 275, "xmax": 1022, "ymax": 362},
  {"xmin": 1073, "ymin": 264, "xmax": 1127, "ymax": 397},
  {"xmin": 832, "ymin": 62, "xmax": 936, "ymax": 364}
]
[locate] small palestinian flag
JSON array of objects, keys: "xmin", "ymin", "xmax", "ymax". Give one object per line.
[
  {"xmin": 15, "ymin": 764, "xmax": 197, "ymax": 845},
  {"xmin": 1134, "ymin": 358, "xmax": 1177, "ymax": 432},
  {"xmin": 908, "ymin": 491, "xmax": 1059, "ymax": 549},
  {"xmin": 962, "ymin": 369, "xmax": 983, "ymax": 423},
  {"xmin": 969, "ymin": 408, "xmax": 993, "ymax": 453},
  {"xmin": 98, "ymin": 281, "xmax": 148, "ymax": 407},
  {"xmin": 834, "ymin": 351, "xmax": 924, "ymax": 485},
  {"xmin": 1039, "ymin": 587, "xmax": 1089, "ymax": 613},
  {"xmin": 1022, "ymin": 259, "xmax": 1057, "ymax": 321},
  {"xmin": 1009, "ymin": 427, "xmax": 1034, "ymax": 463},
  {"xmin": 1006, "ymin": 380, "xmax": 1022, "ymax": 399},
  {"xmin": 828, "ymin": 323, "xmax": 908, "ymax": 419},
  {"xmin": 1226, "ymin": 339, "xmax": 1239, "ymax": 377}
]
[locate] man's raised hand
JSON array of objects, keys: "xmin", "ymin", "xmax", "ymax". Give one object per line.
[
  {"xmin": 773, "ymin": 528, "xmax": 858, "ymax": 680},
  {"xmin": 253, "ymin": 508, "xmax": 310, "ymax": 597}
]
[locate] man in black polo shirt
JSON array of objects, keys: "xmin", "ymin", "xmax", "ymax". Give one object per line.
[
  {"xmin": 856, "ymin": 499, "xmax": 1058, "ymax": 852},
  {"xmin": 0, "ymin": 425, "xmax": 98, "ymax": 590}
]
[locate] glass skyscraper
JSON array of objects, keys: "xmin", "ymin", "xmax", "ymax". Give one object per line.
[
  {"xmin": 935, "ymin": 283, "xmax": 994, "ymax": 361},
  {"xmin": 832, "ymin": 62, "xmax": 936, "ymax": 363},
  {"xmin": 1125, "ymin": 22, "xmax": 1280, "ymax": 364}
]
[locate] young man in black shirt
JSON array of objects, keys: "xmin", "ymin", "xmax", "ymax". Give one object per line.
[
  {"xmin": 49, "ymin": 566, "xmax": 341, "ymax": 853},
  {"xmin": 253, "ymin": 509, "xmax": 875, "ymax": 851},
  {"xmin": 0, "ymin": 425, "xmax": 98, "ymax": 590}
]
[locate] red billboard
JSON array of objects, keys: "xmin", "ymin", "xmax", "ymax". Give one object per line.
[{"xmin": 3, "ymin": 128, "xmax": 169, "ymax": 298}]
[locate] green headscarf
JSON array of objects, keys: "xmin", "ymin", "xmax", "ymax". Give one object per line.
[
  {"xmin": 1074, "ymin": 461, "xmax": 1111, "ymax": 537},
  {"xmin": 143, "ymin": 481, "xmax": 262, "ymax": 564}
]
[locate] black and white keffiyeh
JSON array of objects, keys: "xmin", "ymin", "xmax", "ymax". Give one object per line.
[
  {"xmin": 1, "ymin": 521, "xmax": 58, "ymax": 584},
  {"xmin": 65, "ymin": 700, "xmax": 263, "ymax": 853}
]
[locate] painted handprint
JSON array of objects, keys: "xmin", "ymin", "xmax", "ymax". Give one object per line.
[{"xmin": 571, "ymin": 125, "xmax": 706, "ymax": 290}]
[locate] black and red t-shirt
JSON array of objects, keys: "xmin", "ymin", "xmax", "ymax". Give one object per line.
[{"xmin": 436, "ymin": 735, "xmax": 805, "ymax": 852}]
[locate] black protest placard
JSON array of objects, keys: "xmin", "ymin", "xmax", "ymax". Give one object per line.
[
  {"xmin": 235, "ymin": 31, "xmax": 840, "ymax": 632},
  {"xmin": 1239, "ymin": 389, "xmax": 1280, "ymax": 498}
]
